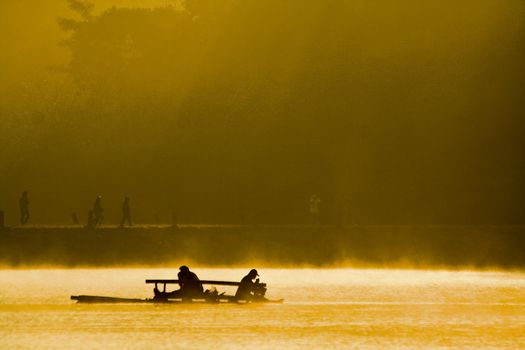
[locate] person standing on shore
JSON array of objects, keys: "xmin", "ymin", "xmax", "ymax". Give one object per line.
[
  {"xmin": 86, "ymin": 210, "xmax": 95, "ymax": 229},
  {"xmin": 309, "ymin": 194, "xmax": 321, "ymax": 225},
  {"xmin": 120, "ymin": 196, "xmax": 132, "ymax": 227},
  {"xmin": 93, "ymin": 196, "xmax": 104, "ymax": 226},
  {"xmin": 19, "ymin": 191, "xmax": 30, "ymax": 225}
]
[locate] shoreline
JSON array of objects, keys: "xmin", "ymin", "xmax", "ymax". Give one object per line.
[{"xmin": 1, "ymin": 225, "xmax": 524, "ymax": 269}]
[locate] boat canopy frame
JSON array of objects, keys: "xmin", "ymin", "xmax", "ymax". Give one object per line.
[{"xmin": 145, "ymin": 279, "xmax": 266, "ymax": 292}]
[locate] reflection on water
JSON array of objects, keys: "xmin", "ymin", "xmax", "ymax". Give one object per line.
[{"xmin": 1, "ymin": 268, "xmax": 524, "ymax": 349}]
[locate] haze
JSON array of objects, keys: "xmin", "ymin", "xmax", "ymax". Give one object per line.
[{"xmin": 1, "ymin": 0, "xmax": 524, "ymax": 226}]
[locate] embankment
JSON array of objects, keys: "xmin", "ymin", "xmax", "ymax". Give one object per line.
[{"xmin": 0, "ymin": 225, "xmax": 524, "ymax": 268}]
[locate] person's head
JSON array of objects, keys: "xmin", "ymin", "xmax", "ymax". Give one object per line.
[
  {"xmin": 179, "ymin": 265, "xmax": 190, "ymax": 273},
  {"xmin": 125, "ymin": 196, "xmax": 130, "ymax": 202},
  {"xmin": 248, "ymin": 269, "xmax": 258, "ymax": 279},
  {"xmin": 22, "ymin": 191, "xmax": 28, "ymax": 197}
]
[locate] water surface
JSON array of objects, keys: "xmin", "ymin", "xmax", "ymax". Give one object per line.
[{"xmin": 1, "ymin": 268, "xmax": 524, "ymax": 349}]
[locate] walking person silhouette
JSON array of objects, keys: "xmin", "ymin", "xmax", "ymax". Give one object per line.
[
  {"xmin": 120, "ymin": 196, "xmax": 132, "ymax": 227},
  {"xmin": 19, "ymin": 191, "xmax": 30, "ymax": 225},
  {"xmin": 93, "ymin": 195, "xmax": 104, "ymax": 226}
]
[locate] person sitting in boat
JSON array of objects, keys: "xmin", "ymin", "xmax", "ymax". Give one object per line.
[
  {"xmin": 177, "ymin": 265, "xmax": 203, "ymax": 298},
  {"xmin": 235, "ymin": 269, "xmax": 267, "ymax": 301},
  {"xmin": 154, "ymin": 265, "xmax": 203, "ymax": 300}
]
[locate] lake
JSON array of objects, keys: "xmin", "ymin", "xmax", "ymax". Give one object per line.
[{"xmin": 1, "ymin": 268, "xmax": 524, "ymax": 349}]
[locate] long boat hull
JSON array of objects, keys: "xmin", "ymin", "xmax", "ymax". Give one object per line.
[
  {"xmin": 71, "ymin": 295, "xmax": 154, "ymax": 303},
  {"xmin": 71, "ymin": 295, "xmax": 283, "ymax": 304}
]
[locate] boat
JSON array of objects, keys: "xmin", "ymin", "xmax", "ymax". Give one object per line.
[{"xmin": 71, "ymin": 279, "xmax": 284, "ymax": 304}]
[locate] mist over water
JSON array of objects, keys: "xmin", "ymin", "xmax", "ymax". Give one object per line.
[{"xmin": 2, "ymin": 225, "xmax": 525, "ymax": 269}]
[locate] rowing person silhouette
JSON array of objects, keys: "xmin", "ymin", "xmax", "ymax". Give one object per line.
[
  {"xmin": 235, "ymin": 269, "xmax": 267, "ymax": 301},
  {"xmin": 154, "ymin": 265, "xmax": 203, "ymax": 301}
]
